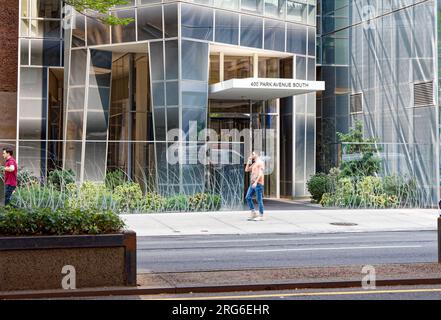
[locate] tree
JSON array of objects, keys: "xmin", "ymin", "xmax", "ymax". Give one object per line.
[
  {"xmin": 337, "ymin": 120, "xmax": 382, "ymax": 178},
  {"xmin": 64, "ymin": 0, "xmax": 134, "ymax": 25}
]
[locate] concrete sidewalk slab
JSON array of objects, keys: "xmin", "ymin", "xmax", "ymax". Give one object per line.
[
  {"xmin": 4, "ymin": 263, "xmax": 441, "ymax": 299},
  {"xmin": 121, "ymin": 208, "xmax": 439, "ymax": 236}
]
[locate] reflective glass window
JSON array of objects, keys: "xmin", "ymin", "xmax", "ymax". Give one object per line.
[
  {"xmin": 286, "ymin": 0, "xmax": 307, "ymax": 23},
  {"xmin": 213, "ymin": 0, "xmax": 239, "ymax": 10},
  {"xmin": 149, "ymin": 41, "xmax": 164, "ymax": 81},
  {"xmin": 19, "ymin": 99, "xmax": 47, "ymax": 139},
  {"xmin": 152, "ymin": 82, "xmax": 165, "ymax": 106},
  {"xmin": 240, "ymin": 15, "xmax": 263, "ymax": 49},
  {"xmin": 30, "ymin": 40, "xmax": 61, "ymax": 66},
  {"xmin": 215, "ymin": 11, "xmax": 239, "ymax": 45},
  {"xmin": 166, "ymin": 81, "xmax": 179, "ymax": 106},
  {"xmin": 31, "ymin": 0, "xmax": 61, "ymax": 18},
  {"xmin": 21, "ymin": 39, "xmax": 29, "ymax": 65},
  {"xmin": 69, "ymin": 49, "xmax": 87, "ymax": 85},
  {"xmin": 165, "ymin": 40, "xmax": 178, "ymax": 80},
  {"xmin": 286, "ymin": 23, "xmax": 306, "ymax": 54},
  {"xmin": 112, "ymin": 9, "xmax": 136, "ymax": 43},
  {"xmin": 241, "ymin": 0, "xmax": 263, "ymax": 14},
  {"xmin": 164, "ymin": 4, "xmax": 178, "ymax": 38},
  {"xmin": 139, "ymin": 0, "xmax": 162, "ymax": 4},
  {"xmin": 182, "ymin": 41, "xmax": 209, "ymax": 81},
  {"xmin": 307, "ymin": 57, "xmax": 315, "ymax": 80},
  {"xmin": 181, "ymin": 4, "xmax": 213, "ymax": 41},
  {"xmin": 87, "ymin": 17, "xmax": 110, "ymax": 45},
  {"xmin": 20, "ymin": 67, "xmax": 47, "ymax": 99},
  {"xmin": 308, "ymin": 27, "xmax": 315, "ymax": 56},
  {"xmin": 224, "ymin": 56, "xmax": 253, "ymax": 80},
  {"xmin": 137, "ymin": 6, "xmax": 163, "ymax": 40},
  {"xmin": 29, "ymin": 19, "xmax": 61, "ymax": 38},
  {"xmin": 264, "ymin": 19, "xmax": 285, "ymax": 52},
  {"xmin": 21, "ymin": 0, "xmax": 28, "ymax": 17},
  {"xmin": 295, "ymin": 56, "xmax": 306, "ymax": 80},
  {"xmin": 72, "ymin": 14, "xmax": 86, "ymax": 47},
  {"xmin": 264, "ymin": 0, "xmax": 285, "ymax": 18}
]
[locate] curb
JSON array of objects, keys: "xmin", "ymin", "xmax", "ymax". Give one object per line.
[{"xmin": 3, "ymin": 277, "xmax": 441, "ymax": 299}]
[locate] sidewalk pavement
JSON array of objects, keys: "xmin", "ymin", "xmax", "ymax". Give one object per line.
[
  {"xmin": 4, "ymin": 263, "xmax": 441, "ymax": 299},
  {"xmin": 121, "ymin": 208, "xmax": 439, "ymax": 237}
]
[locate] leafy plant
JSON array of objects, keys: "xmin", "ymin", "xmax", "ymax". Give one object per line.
[
  {"xmin": 112, "ymin": 182, "xmax": 143, "ymax": 212},
  {"xmin": 337, "ymin": 120, "xmax": 382, "ymax": 178},
  {"xmin": 0, "ymin": 206, "xmax": 125, "ymax": 236},
  {"xmin": 105, "ymin": 169, "xmax": 127, "ymax": 190},
  {"xmin": 48, "ymin": 169, "xmax": 76, "ymax": 191},
  {"xmin": 66, "ymin": 181, "xmax": 115, "ymax": 211},
  {"xmin": 141, "ymin": 192, "xmax": 166, "ymax": 212},
  {"xmin": 306, "ymin": 173, "xmax": 333, "ymax": 202},
  {"xmin": 165, "ymin": 194, "xmax": 189, "ymax": 212},
  {"xmin": 10, "ymin": 185, "xmax": 68, "ymax": 211}
]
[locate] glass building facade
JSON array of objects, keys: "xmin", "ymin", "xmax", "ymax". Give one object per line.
[
  {"xmin": 317, "ymin": 0, "xmax": 439, "ymax": 206},
  {"xmin": 8, "ymin": 0, "xmax": 441, "ymax": 207},
  {"xmin": 11, "ymin": 0, "xmax": 319, "ymax": 203}
]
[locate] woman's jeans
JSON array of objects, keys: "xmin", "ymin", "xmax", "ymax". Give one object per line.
[{"xmin": 245, "ymin": 183, "xmax": 264, "ymax": 215}]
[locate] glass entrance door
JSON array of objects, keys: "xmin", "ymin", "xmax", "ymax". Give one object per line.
[{"xmin": 208, "ymin": 99, "xmax": 279, "ymax": 198}]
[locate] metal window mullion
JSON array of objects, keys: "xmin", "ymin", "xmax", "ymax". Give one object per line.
[{"xmin": 80, "ymin": 49, "xmax": 91, "ymax": 183}]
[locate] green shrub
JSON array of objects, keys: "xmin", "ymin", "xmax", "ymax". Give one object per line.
[
  {"xmin": 10, "ymin": 185, "xmax": 67, "ymax": 211},
  {"xmin": 141, "ymin": 192, "xmax": 166, "ymax": 212},
  {"xmin": 105, "ymin": 169, "xmax": 127, "ymax": 190},
  {"xmin": 0, "ymin": 206, "xmax": 125, "ymax": 236},
  {"xmin": 113, "ymin": 182, "xmax": 143, "ymax": 212},
  {"xmin": 48, "ymin": 169, "xmax": 76, "ymax": 191},
  {"xmin": 66, "ymin": 181, "xmax": 115, "ymax": 211},
  {"xmin": 165, "ymin": 194, "xmax": 189, "ymax": 212},
  {"xmin": 17, "ymin": 168, "xmax": 39, "ymax": 187},
  {"xmin": 188, "ymin": 193, "xmax": 221, "ymax": 211},
  {"xmin": 206, "ymin": 193, "xmax": 222, "ymax": 211},
  {"xmin": 307, "ymin": 173, "xmax": 332, "ymax": 202}
]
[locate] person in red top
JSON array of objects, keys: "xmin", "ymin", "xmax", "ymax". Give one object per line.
[{"xmin": 2, "ymin": 148, "xmax": 17, "ymax": 206}]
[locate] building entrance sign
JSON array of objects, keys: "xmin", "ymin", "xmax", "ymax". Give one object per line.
[{"xmin": 209, "ymin": 78, "xmax": 325, "ymax": 100}]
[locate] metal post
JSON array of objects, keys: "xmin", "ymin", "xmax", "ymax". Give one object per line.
[{"xmin": 438, "ymin": 200, "xmax": 441, "ymax": 263}]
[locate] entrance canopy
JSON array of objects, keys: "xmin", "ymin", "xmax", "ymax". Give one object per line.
[{"xmin": 209, "ymin": 78, "xmax": 325, "ymax": 100}]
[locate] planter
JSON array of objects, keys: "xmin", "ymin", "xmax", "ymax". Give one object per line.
[{"xmin": 0, "ymin": 230, "xmax": 136, "ymax": 291}]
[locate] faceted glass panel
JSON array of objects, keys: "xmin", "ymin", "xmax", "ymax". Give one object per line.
[
  {"xmin": 87, "ymin": 17, "xmax": 110, "ymax": 45},
  {"xmin": 264, "ymin": 19, "xmax": 285, "ymax": 52},
  {"xmin": 181, "ymin": 4, "xmax": 213, "ymax": 41},
  {"xmin": 182, "ymin": 41, "xmax": 209, "ymax": 81},
  {"xmin": 215, "ymin": 11, "xmax": 239, "ymax": 45},
  {"xmin": 240, "ymin": 16, "xmax": 263, "ymax": 49},
  {"xmin": 112, "ymin": 9, "xmax": 136, "ymax": 43},
  {"xmin": 286, "ymin": 23, "xmax": 306, "ymax": 54},
  {"xmin": 137, "ymin": 6, "xmax": 163, "ymax": 40},
  {"xmin": 164, "ymin": 4, "xmax": 178, "ymax": 38}
]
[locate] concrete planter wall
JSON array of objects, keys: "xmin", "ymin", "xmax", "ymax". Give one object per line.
[{"xmin": 0, "ymin": 230, "xmax": 136, "ymax": 291}]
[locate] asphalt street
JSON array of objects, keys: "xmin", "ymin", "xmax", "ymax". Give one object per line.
[
  {"xmin": 137, "ymin": 230, "xmax": 437, "ymax": 272},
  {"xmin": 84, "ymin": 285, "xmax": 441, "ymax": 300}
]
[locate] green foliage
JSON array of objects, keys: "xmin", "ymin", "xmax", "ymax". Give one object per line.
[
  {"xmin": 0, "ymin": 206, "xmax": 125, "ymax": 236},
  {"xmin": 10, "ymin": 185, "xmax": 68, "ymax": 211},
  {"xmin": 48, "ymin": 169, "xmax": 76, "ymax": 191},
  {"xmin": 188, "ymin": 193, "xmax": 221, "ymax": 211},
  {"xmin": 165, "ymin": 194, "xmax": 189, "ymax": 212},
  {"xmin": 105, "ymin": 169, "xmax": 127, "ymax": 190},
  {"xmin": 306, "ymin": 173, "xmax": 333, "ymax": 202},
  {"xmin": 337, "ymin": 120, "xmax": 382, "ymax": 178},
  {"xmin": 141, "ymin": 192, "xmax": 166, "ymax": 212},
  {"xmin": 65, "ymin": 0, "xmax": 135, "ymax": 25},
  {"xmin": 112, "ymin": 182, "xmax": 143, "ymax": 212},
  {"xmin": 66, "ymin": 181, "xmax": 115, "ymax": 211}
]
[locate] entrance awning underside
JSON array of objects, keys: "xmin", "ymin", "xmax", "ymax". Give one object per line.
[{"xmin": 209, "ymin": 78, "xmax": 325, "ymax": 100}]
